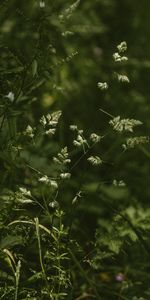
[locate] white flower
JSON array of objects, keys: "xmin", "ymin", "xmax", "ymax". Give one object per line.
[
  {"xmin": 113, "ymin": 179, "xmax": 126, "ymax": 187},
  {"xmin": 46, "ymin": 111, "xmax": 62, "ymax": 126},
  {"xmin": 18, "ymin": 199, "xmax": 33, "ymax": 204},
  {"xmin": 5, "ymin": 92, "xmax": 15, "ymax": 102},
  {"xmin": 70, "ymin": 125, "xmax": 78, "ymax": 131},
  {"xmin": 60, "ymin": 173, "xmax": 71, "ymax": 179},
  {"xmin": 59, "ymin": 0, "xmax": 80, "ymax": 20},
  {"xmin": 53, "ymin": 157, "xmax": 61, "ymax": 164},
  {"xmin": 87, "ymin": 156, "xmax": 102, "ymax": 166},
  {"xmin": 45, "ymin": 128, "xmax": 56, "ymax": 136},
  {"xmin": 73, "ymin": 140, "xmax": 81, "ymax": 147},
  {"xmin": 122, "ymin": 136, "xmax": 150, "ymax": 150},
  {"xmin": 90, "ymin": 133, "xmax": 101, "ymax": 143},
  {"xmin": 53, "ymin": 147, "xmax": 71, "ymax": 165},
  {"xmin": 78, "ymin": 129, "xmax": 83, "ymax": 135},
  {"xmin": 39, "ymin": 176, "xmax": 58, "ymax": 188},
  {"xmin": 50, "ymin": 180, "xmax": 58, "ymax": 189},
  {"xmin": 49, "ymin": 200, "xmax": 59, "ymax": 208},
  {"xmin": 117, "ymin": 74, "xmax": 130, "ymax": 83},
  {"xmin": 109, "ymin": 116, "xmax": 142, "ymax": 132},
  {"xmin": 117, "ymin": 41, "xmax": 127, "ymax": 53},
  {"xmin": 48, "ymin": 120, "xmax": 58, "ymax": 126},
  {"xmin": 121, "ymin": 56, "xmax": 128, "ymax": 62},
  {"xmin": 73, "ymin": 134, "xmax": 87, "ymax": 147},
  {"xmin": 39, "ymin": 175, "xmax": 49, "ymax": 184},
  {"xmin": 113, "ymin": 52, "xmax": 128, "ymax": 62},
  {"xmin": 39, "ymin": 1, "xmax": 45, "ymax": 8},
  {"xmin": 97, "ymin": 82, "xmax": 108, "ymax": 90},
  {"xmin": 40, "ymin": 116, "xmax": 47, "ymax": 127},
  {"xmin": 113, "ymin": 52, "xmax": 122, "ymax": 62},
  {"xmin": 77, "ymin": 134, "xmax": 85, "ymax": 143},
  {"xmin": 62, "ymin": 31, "xmax": 74, "ymax": 37},
  {"xmin": 25, "ymin": 125, "xmax": 34, "ymax": 138},
  {"xmin": 40, "ymin": 111, "xmax": 62, "ymax": 136},
  {"xmin": 19, "ymin": 187, "xmax": 31, "ymax": 197}
]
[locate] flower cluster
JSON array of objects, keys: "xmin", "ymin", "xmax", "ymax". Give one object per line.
[
  {"xmin": 16, "ymin": 187, "xmax": 33, "ymax": 204},
  {"xmin": 122, "ymin": 136, "xmax": 150, "ymax": 150},
  {"xmin": 59, "ymin": 0, "xmax": 80, "ymax": 21},
  {"xmin": 24, "ymin": 125, "xmax": 34, "ymax": 138},
  {"xmin": 117, "ymin": 41, "xmax": 127, "ymax": 53},
  {"xmin": 113, "ymin": 52, "xmax": 128, "ymax": 62},
  {"xmin": 53, "ymin": 147, "xmax": 71, "ymax": 165},
  {"xmin": 97, "ymin": 82, "xmax": 108, "ymax": 90},
  {"xmin": 40, "ymin": 110, "xmax": 62, "ymax": 136},
  {"xmin": 39, "ymin": 1, "xmax": 45, "ymax": 8},
  {"xmin": 73, "ymin": 134, "xmax": 87, "ymax": 147},
  {"xmin": 109, "ymin": 116, "xmax": 142, "ymax": 132},
  {"xmin": 113, "ymin": 179, "xmax": 126, "ymax": 187},
  {"xmin": 87, "ymin": 156, "xmax": 102, "ymax": 166},
  {"xmin": 117, "ymin": 74, "xmax": 130, "ymax": 83},
  {"xmin": 38, "ymin": 175, "xmax": 58, "ymax": 189},
  {"xmin": 60, "ymin": 172, "xmax": 71, "ymax": 179},
  {"xmin": 5, "ymin": 91, "xmax": 15, "ymax": 102},
  {"xmin": 70, "ymin": 125, "xmax": 88, "ymax": 148},
  {"xmin": 19, "ymin": 187, "xmax": 31, "ymax": 197},
  {"xmin": 90, "ymin": 133, "xmax": 101, "ymax": 143},
  {"xmin": 113, "ymin": 41, "xmax": 128, "ymax": 62}
]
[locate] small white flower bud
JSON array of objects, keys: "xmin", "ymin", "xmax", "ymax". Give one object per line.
[
  {"xmin": 5, "ymin": 91, "xmax": 15, "ymax": 102},
  {"xmin": 97, "ymin": 82, "xmax": 108, "ymax": 90},
  {"xmin": 39, "ymin": 1, "xmax": 45, "ymax": 8},
  {"xmin": 60, "ymin": 173, "xmax": 71, "ymax": 179}
]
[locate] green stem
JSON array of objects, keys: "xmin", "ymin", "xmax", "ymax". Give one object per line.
[
  {"xmin": 68, "ymin": 248, "xmax": 101, "ymax": 299},
  {"xmin": 15, "ymin": 260, "xmax": 21, "ymax": 300}
]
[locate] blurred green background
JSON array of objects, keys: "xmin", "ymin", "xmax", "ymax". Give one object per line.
[
  {"xmin": 0, "ymin": 0, "xmax": 150, "ymax": 230},
  {"xmin": 0, "ymin": 1, "xmax": 150, "ymax": 297}
]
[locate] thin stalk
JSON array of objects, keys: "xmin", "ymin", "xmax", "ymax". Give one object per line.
[
  {"xmin": 68, "ymin": 248, "xmax": 101, "ymax": 299},
  {"xmin": 56, "ymin": 214, "xmax": 62, "ymax": 297},
  {"xmin": 14, "ymin": 260, "xmax": 21, "ymax": 300},
  {"xmin": 35, "ymin": 217, "xmax": 46, "ymax": 276}
]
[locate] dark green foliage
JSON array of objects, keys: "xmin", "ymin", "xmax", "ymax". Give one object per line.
[{"xmin": 0, "ymin": 1, "xmax": 150, "ymax": 299}]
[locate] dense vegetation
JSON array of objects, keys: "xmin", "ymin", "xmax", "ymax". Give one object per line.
[{"xmin": 0, "ymin": 1, "xmax": 150, "ymax": 299}]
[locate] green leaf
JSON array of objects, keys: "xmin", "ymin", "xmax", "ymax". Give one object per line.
[
  {"xmin": 0, "ymin": 235, "xmax": 24, "ymax": 249},
  {"xmin": 32, "ymin": 59, "xmax": 38, "ymax": 77}
]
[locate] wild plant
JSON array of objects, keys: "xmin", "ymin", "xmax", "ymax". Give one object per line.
[{"xmin": 0, "ymin": 1, "xmax": 150, "ymax": 300}]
